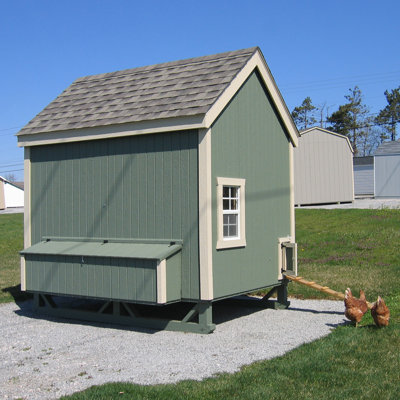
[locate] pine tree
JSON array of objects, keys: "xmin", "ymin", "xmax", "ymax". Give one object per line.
[
  {"xmin": 327, "ymin": 86, "xmax": 369, "ymax": 155},
  {"xmin": 375, "ymin": 87, "xmax": 400, "ymax": 141},
  {"xmin": 291, "ymin": 97, "xmax": 317, "ymax": 130}
]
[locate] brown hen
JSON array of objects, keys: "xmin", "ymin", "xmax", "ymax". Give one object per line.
[
  {"xmin": 344, "ymin": 288, "xmax": 368, "ymax": 326},
  {"xmin": 371, "ymin": 296, "xmax": 390, "ymax": 327}
]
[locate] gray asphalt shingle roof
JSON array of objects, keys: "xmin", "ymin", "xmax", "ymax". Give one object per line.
[
  {"xmin": 18, "ymin": 48, "xmax": 258, "ymax": 136},
  {"xmin": 375, "ymin": 140, "xmax": 400, "ymax": 155}
]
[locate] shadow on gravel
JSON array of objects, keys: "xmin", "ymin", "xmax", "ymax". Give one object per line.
[
  {"xmin": 11, "ymin": 295, "xmax": 344, "ymax": 334},
  {"xmin": 287, "ymin": 306, "xmax": 343, "ymax": 316}
]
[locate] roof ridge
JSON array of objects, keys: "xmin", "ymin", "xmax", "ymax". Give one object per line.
[{"xmin": 75, "ymin": 47, "xmax": 258, "ymax": 84}]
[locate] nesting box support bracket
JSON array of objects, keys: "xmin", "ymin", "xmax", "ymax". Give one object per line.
[{"xmin": 32, "ymin": 294, "xmax": 215, "ymax": 334}]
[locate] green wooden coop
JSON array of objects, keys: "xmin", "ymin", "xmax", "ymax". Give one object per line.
[{"xmin": 18, "ymin": 47, "xmax": 298, "ymax": 333}]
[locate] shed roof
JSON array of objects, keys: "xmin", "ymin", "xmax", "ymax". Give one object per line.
[
  {"xmin": 375, "ymin": 140, "xmax": 400, "ymax": 156},
  {"xmin": 17, "ymin": 47, "xmax": 298, "ymax": 147},
  {"xmin": 0, "ymin": 176, "xmax": 24, "ymax": 191},
  {"xmin": 300, "ymin": 126, "xmax": 354, "ymax": 153}
]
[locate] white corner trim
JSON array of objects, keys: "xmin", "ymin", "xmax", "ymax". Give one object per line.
[
  {"xmin": 204, "ymin": 51, "xmax": 299, "ymax": 147},
  {"xmin": 216, "ymin": 177, "xmax": 246, "ymax": 250},
  {"xmin": 289, "ymin": 143, "xmax": 295, "ymax": 241},
  {"xmin": 20, "ymin": 257, "xmax": 26, "ymax": 291},
  {"xmin": 157, "ymin": 259, "xmax": 167, "ymax": 304},
  {"xmin": 198, "ymin": 128, "xmax": 214, "ymax": 300},
  {"xmin": 24, "ymin": 147, "xmax": 31, "ymax": 248},
  {"xmin": 21, "ymin": 147, "xmax": 31, "ymax": 292}
]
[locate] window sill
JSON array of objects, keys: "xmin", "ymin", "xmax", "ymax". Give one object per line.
[{"xmin": 216, "ymin": 238, "xmax": 246, "ymax": 250}]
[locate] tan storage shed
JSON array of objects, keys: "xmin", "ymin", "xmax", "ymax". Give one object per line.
[{"xmin": 294, "ymin": 127, "xmax": 354, "ymax": 206}]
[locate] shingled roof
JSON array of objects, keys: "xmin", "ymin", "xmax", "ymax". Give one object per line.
[
  {"xmin": 17, "ymin": 47, "xmax": 298, "ymax": 146},
  {"xmin": 18, "ymin": 48, "xmax": 259, "ymax": 136}
]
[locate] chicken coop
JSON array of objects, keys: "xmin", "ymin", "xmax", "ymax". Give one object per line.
[{"xmin": 18, "ymin": 47, "xmax": 298, "ymax": 333}]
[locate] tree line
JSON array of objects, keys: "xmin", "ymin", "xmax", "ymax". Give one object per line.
[{"xmin": 291, "ymin": 86, "xmax": 400, "ymax": 156}]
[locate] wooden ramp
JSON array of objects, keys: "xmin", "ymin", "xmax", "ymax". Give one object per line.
[{"xmin": 284, "ymin": 274, "xmax": 373, "ymax": 309}]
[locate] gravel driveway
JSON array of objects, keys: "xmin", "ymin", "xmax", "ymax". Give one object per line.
[{"xmin": 1, "ymin": 298, "xmax": 345, "ymax": 400}]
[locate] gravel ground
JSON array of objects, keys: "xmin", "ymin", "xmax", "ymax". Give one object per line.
[
  {"xmin": 0, "ymin": 298, "xmax": 346, "ymax": 400},
  {"xmin": 298, "ymin": 197, "xmax": 400, "ymax": 209},
  {"xmin": 0, "ymin": 207, "xmax": 24, "ymax": 215}
]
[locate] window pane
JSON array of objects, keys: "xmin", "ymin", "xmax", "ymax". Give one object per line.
[
  {"xmin": 223, "ymin": 187, "xmax": 229, "ymax": 197},
  {"xmin": 229, "ymin": 224, "xmax": 237, "ymax": 237},
  {"xmin": 223, "ymin": 199, "xmax": 229, "ymax": 210},
  {"xmin": 228, "ymin": 214, "xmax": 237, "ymax": 226},
  {"xmin": 230, "ymin": 199, "xmax": 237, "ymax": 210},
  {"xmin": 223, "ymin": 213, "xmax": 239, "ymax": 238},
  {"xmin": 223, "ymin": 225, "xmax": 229, "ymax": 237},
  {"xmin": 231, "ymin": 187, "xmax": 238, "ymax": 198}
]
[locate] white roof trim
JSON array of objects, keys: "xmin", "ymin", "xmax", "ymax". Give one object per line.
[
  {"xmin": 300, "ymin": 126, "xmax": 354, "ymax": 153},
  {"xmin": 17, "ymin": 115, "xmax": 205, "ymax": 147},
  {"xmin": 18, "ymin": 49, "xmax": 299, "ymax": 148},
  {"xmin": 204, "ymin": 50, "xmax": 299, "ymax": 146}
]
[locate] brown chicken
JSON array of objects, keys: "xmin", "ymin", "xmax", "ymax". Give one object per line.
[
  {"xmin": 344, "ymin": 288, "xmax": 368, "ymax": 326},
  {"xmin": 371, "ymin": 296, "xmax": 390, "ymax": 327}
]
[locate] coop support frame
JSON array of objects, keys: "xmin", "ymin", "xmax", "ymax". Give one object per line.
[{"xmin": 32, "ymin": 293, "xmax": 215, "ymax": 334}]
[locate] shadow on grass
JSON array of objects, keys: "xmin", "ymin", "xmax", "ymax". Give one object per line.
[{"xmin": 1, "ymin": 284, "xmax": 32, "ymax": 305}]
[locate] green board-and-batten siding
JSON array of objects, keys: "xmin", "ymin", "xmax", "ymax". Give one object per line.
[
  {"xmin": 211, "ymin": 70, "xmax": 292, "ymax": 299},
  {"xmin": 29, "ymin": 130, "xmax": 199, "ymax": 300}
]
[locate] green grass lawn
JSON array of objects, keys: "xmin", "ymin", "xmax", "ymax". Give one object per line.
[
  {"xmin": 1, "ymin": 210, "xmax": 399, "ymax": 399},
  {"xmin": 0, "ymin": 213, "xmax": 30, "ymax": 303}
]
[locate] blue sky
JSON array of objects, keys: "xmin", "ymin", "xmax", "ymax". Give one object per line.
[{"xmin": 1, "ymin": 0, "xmax": 399, "ymax": 180}]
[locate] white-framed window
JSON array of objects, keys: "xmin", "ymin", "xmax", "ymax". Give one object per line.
[{"xmin": 216, "ymin": 177, "xmax": 246, "ymax": 249}]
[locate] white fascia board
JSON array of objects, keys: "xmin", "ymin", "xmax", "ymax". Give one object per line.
[
  {"xmin": 204, "ymin": 50, "xmax": 299, "ymax": 147},
  {"xmin": 17, "ymin": 115, "xmax": 205, "ymax": 147}
]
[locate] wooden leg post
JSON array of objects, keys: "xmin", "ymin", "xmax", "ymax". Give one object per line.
[
  {"xmin": 198, "ymin": 302, "xmax": 214, "ymax": 333},
  {"xmin": 276, "ymin": 280, "xmax": 290, "ymax": 309}
]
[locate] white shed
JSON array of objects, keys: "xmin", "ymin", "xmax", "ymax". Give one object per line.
[
  {"xmin": 294, "ymin": 127, "xmax": 354, "ymax": 206},
  {"xmin": 353, "ymin": 156, "xmax": 374, "ymax": 197},
  {"xmin": 374, "ymin": 140, "xmax": 400, "ymax": 198},
  {"xmin": 0, "ymin": 176, "xmax": 24, "ymax": 209}
]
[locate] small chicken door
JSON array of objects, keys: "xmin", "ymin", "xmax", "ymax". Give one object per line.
[{"xmin": 278, "ymin": 238, "xmax": 297, "ymax": 279}]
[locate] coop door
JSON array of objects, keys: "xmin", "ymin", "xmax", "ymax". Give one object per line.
[{"xmin": 278, "ymin": 238, "xmax": 297, "ymax": 280}]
